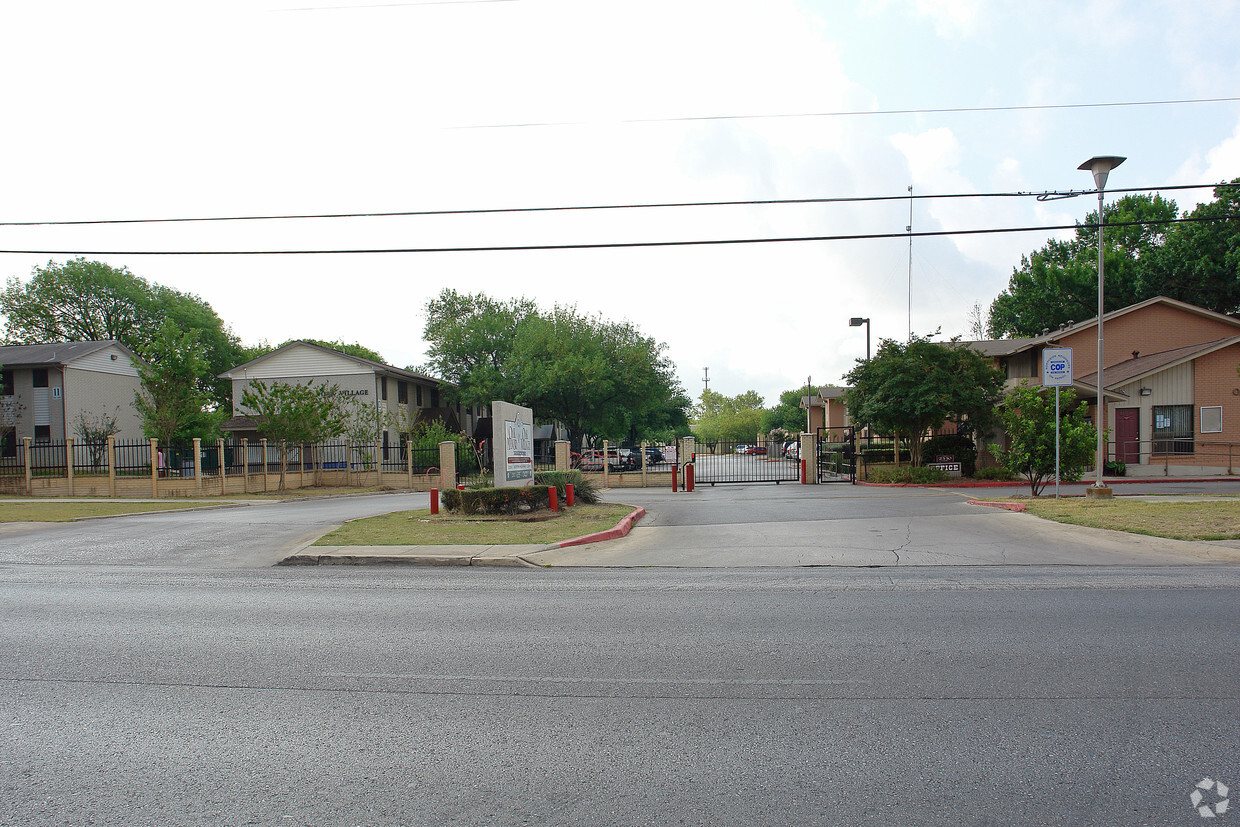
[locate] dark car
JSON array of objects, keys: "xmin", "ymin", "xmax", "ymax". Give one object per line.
[{"xmin": 645, "ymin": 447, "xmax": 664, "ymax": 465}]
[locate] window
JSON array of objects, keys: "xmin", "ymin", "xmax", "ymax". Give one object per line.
[
  {"xmin": 416, "ymin": 385, "xmax": 423, "ymax": 406},
  {"xmin": 381, "ymin": 377, "xmax": 388, "ymax": 401},
  {"xmin": 1153, "ymin": 404, "xmax": 1193, "ymax": 454},
  {"xmin": 398, "ymin": 381, "xmax": 408, "ymax": 405},
  {"xmin": 34, "ymin": 425, "xmax": 51, "ymax": 441},
  {"xmin": 1, "ymin": 431, "xmax": 15, "ymax": 458},
  {"xmin": 32, "ymin": 369, "xmax": 48, "ymax": 388},
  {"xmin": 431, "ymin": 388, "xmax": 439, "ymax": 408},
  {"xmin": 1201, "ymin": 406, "xmax": 1223, "ymax": 434},
  {"xmin": 1, "ymin": 370, "xmax": 12, "ymax": 396}
]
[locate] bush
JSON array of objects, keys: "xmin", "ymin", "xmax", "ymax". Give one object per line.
[
  {"xmin": 972, "ymin": 466, "xmax": 1017, "ymax": 481},
  {"xmin": 441, "ymin": 485, "xmax": 551, "ymax": 515},
  {"xmin": 534, "ymin": 469, "xmax": 600, "ymax": 504},
  {"xmin": 919, "ymin": 433, "xmax": 977, "ymax": 477},
  {"xmin": 866, "ymin": 466, "xmax": 949, "ymax": 484},
  {"xmin": 1104, "ymin": 460, "xmax": 1126, "ymax": 477},
  {"xmin": 861, "ymin": 446, "xmax": 911, "ymax": 465}
]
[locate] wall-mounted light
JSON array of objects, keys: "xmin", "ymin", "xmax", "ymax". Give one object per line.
[{"xmin": 1139, "ymin": 388, "xmax": 1152, "ymax": 396}]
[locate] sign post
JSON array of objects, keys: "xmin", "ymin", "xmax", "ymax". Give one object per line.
[{"xmin": 1041, "ymin": 348, "xmax": 1074, "ymax": 499}]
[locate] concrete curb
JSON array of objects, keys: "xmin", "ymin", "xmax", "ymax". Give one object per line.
[
  {"xmin": 967, "ymin": 500, "xmax": 1028, "ymax": 512},
  {"xmin": 541, "ymin": 507, "xmax": 646, "ymax": 549},
  {"xmin": 860, "ymin": 477, "xmax": 1240, "ymax": 489}
]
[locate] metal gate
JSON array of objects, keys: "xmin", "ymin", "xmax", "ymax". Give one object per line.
[
  {"xmin": 691, "ymin": 440, "xmax": 802, "ymax": 485},
  {"xmin": 817, "ymin": 426, "xmax": 856, "ymax": 483}
]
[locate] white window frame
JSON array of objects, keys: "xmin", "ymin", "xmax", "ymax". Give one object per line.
[{"xmin": 1201, "ymin": 405, "xmax": 1223, "ymax": 434}]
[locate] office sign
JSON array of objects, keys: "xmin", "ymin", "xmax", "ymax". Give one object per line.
[{"xmin": 492, "ymin": 400, "xmax": 534, "ymax": 487}]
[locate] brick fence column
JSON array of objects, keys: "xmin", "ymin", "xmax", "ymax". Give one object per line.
[
  {"xmin": 150, "ymin": 438, "xmax": 159, "ymax": 498},
  {"xmin": 23, "ymin": 437, "xmax": 32, "ymax": 495},
  {"xmin": 438, "ymin": 441, "xmax": 457, "ymax": 490},
  {"xmin": 193, "ymin": 438, "xmax": 203, "ymax": 493},
  {"xmin": 107, "ymin": 435, "xmax": 116, "ymax": 497},
  {"xmin": 555, "ymin": 440, "xmax": 570, "ymax": 472},
  {"xmin": 66, "ymin": 437, "xmax": 75, "ymax": 496},
  {"xmin": 799, "ymin": 432, "xmax": 817, "ymax": 484}
]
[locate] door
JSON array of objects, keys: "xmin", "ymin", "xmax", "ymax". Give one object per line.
[{"xmin": 1115, "ymin": 408, "xmax": 1140, "ymax": 465}]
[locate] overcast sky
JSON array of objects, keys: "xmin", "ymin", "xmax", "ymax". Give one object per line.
[{"xmin": 2, "ymin": 0, "xmax": 1238, "ymax": 405}]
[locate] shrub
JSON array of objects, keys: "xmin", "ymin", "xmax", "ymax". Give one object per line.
[
  {"xmin": 534, "ymin": 469, "xmax": 600, "ymax": 504},
  {"xmin": 861, "ymin": 446, "xmax": 911, "ymax": 465},
  {"xmin": 866, "ymin": 466, "xmax": 949, "ymax": 484},
  {"xmin": 1104, "ymin": 460, "xmax": 1126, "ymax": 477},
  {"xmin": 919, "ymin": 434, "xmax": 977, "ymax": 477},
  {"xmin": 972, "ymin": 466, "xmax": 1017, "ymax": 481},
  {"xmin": 441, "ymin": 485, "xmax": 551, "ymax": 515}
]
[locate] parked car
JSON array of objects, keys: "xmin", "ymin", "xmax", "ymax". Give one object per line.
[
  {"xmin": 607, "ymin": 448, "xmax": 639, "ymax": 471},
  {"xmin": 784, "ymin": 442, "xmax": 800, "ymax": 460},
  {"xmin": 645, "ymin": 447, "xmax": 664, "ymax": 465},
  {"xmin": 736, "ymin": 444, "xmax": 752, "ymax": 454},
  {"xmin": 576, "ymin": 450, "xmax": 605, "ymax": 471},
  {"xmin": 750, "ymin": 445, "xmax": 767, "ymax": 455}
]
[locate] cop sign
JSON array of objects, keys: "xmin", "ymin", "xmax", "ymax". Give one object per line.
[{"xmin": 1042, "ymin": 347, "xmax": 1073, "ymax": 387}]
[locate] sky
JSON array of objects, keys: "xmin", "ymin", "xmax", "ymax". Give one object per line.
[{"xmin": 2, "ymin": 0, "xmax": 1239, "ymax": 408}]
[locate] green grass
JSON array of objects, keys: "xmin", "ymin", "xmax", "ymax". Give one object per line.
[
  {"xmin": 315, "ymin": 503, "xmax": 637, "ymax": 546},
  {"xmin": 0, "ymin": 501, "xmax": 215, "ymax": 522},
  {"xmin": 1012, "ymin": 497, "xmax": 1240, "ymax": 541}
]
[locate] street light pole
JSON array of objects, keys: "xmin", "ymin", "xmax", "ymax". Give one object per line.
[
  {"xmin": 1078, "ymin": 155, "xmax": 1125, "ymax": 496},
  {"xmin": 849, "ymin": 317, "xmax": 870, "ymax": 361}
]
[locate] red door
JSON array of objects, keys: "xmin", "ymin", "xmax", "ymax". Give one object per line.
[{"xmin": 1116, "ymin": 408, "xmax": 1140, "ymax": 464}]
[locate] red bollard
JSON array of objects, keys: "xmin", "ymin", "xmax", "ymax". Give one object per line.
[
  {"xmin": 566, "ymin": 483, "xmax": 575, "ymax": 507},
  {"xmin": 549, "ymin": 486, "xmax": 559, "ymax": 512},
  {"xmin": 457, "ymin": 483, "xmax": 465, "ymax": 490},
  {"xmin": 686, "ymin": 463, "xmax": 695, "ymax": 492},
  {"xmin": 430, "ymin": 488, "xmax": 439, "ymax": 515},
  {"xmin": 671, "ymin": 465, "xmax": 679, "ymax": 492},
  {"xmin": 801, "ymin": 459, "xmax": 807, "ymax": 485}
]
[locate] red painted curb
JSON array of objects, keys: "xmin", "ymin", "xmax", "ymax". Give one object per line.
[
  {"xmin": 859, "ymin": 477, "xmax": 1239, "ymax": 489},
  {"xmin": 967, "ymin": 500, "xmax": 1027, "ymax": 512},
  {"xmin": 552, "ymin": 507, "xmax": 646, "ymax": 548}
]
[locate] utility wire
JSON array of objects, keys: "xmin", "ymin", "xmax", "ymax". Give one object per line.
[
  {"xmin": 449, "ymin": 96, "xmax": 1240, "ymax": 130},
  {"xmin": 0, "ymin": 183, "xmax": 1234, "ymax": 228},
  {"xmin": 0, "ymin": 216, "xmax": 1230, "ymax": 257}
]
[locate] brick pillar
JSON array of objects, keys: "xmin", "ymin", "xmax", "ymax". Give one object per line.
[
  {"xmin": 640, "ymin": 440, "xmax": 648, "ymax": 487},
  {"xmin": 218, "ymin": 438, "xmax": 226, "ymax": 494},
  {"xmin": 193, "ymin": 438, "xmax": 203, "ymax": 493},
  {"xmin": 23, "ymin": 437, "xmax": 32, "ymax": 495},
  {"xmin": 150, "ymin": 438, "xmax": 159, "ymax": 498},
  {"xmin": 438, "ymin": 441, "xmax": 457, "ymax": 489},
  {"xmin": 261, "ymin": 439, "xmax": 269, "ymax": 493},
  {"xmin": 406, "ymin": 439, "xmax": 414, "ymax": 490},
  {"xmin": 66, "ymin": 437, "xmax": 75, "ymax": 496},
  {"xmin": 602, "ymin": 439, "xmax": 610, "ymax": 486},
  {"xmin": 107, "ymin": 435, "xmax": 116, "ymax": 498},
  {"xmin": 555, "ymin": 440, "xmax": 570, "ymax": 472},
  {"xmin": 800, "ymin": 432, "xmax": 817, "ymax": 484},
  {"xmin": 241, "ymin": 438, "xmax": 249, "ymax": 494}
]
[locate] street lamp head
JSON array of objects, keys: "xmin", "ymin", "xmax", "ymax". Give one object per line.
[
  {"xmin": 1078, "ymin": 155, "xmax": 1126, "ymax": 191},
  {"xmin": 849, "ymin": 317, "xmax": 868, "ymax": 327}
]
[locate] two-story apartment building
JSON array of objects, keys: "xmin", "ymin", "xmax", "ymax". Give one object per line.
[
  {"xmin": 0, "ymin": 341, "xmax": 145, "ymax": 457},
  {"xmin": 219, "ymin": 341, "xmax": 478, "ymax": 452}
]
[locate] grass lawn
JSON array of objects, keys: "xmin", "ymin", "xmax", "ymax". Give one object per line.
[
  {"xmin": 315, "ymin": 503, "xmax": 637, "ymax": 546},
  {"xmin": 0, "ymin": 501, "xmax": 215, "ymax": 522},
  {"xmin": 1015, "ymin": 497, "xmax": 1240, "ymax": 541}
]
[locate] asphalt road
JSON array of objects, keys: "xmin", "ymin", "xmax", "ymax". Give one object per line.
[{"xmin": 3, "ymin": 565, "xmax": 1239, "ymax": 826}]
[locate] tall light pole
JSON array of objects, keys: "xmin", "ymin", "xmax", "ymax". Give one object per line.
[
  {"xmin": 849, "ymin": 317, "xmax": 870, "ymax": 361},
  {"xmin": 1078, "ymin": 155, "xmax": 1125, "ymax": 495}
]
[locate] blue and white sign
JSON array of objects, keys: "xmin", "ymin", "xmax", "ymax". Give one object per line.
[{"xmin": 1042, "ymin": 347, "xmax": 1074, "ymax": 387}]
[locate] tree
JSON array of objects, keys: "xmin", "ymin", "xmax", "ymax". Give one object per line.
[
  {"xmin": 74, "ymin": 408, "xmax": 121, "ymax": 470},
  {"xmin": 1137, "ymin": 180, "xmax": 1240, "ymax": 316},
  {"xmin": 691, "ymin": 389, "xmax": 766, "ymax": 443},
  {"xmin": 422, "ymin": 290, "xmax": 689, "ymax": 447},
  {"xmin": 762, "ymin": 385, "xmax": 813, "ymax": 433},
  {"xmin": 987, "ymin": 194, "xmax": 1179, "ymax": 337},
  {"xmin": 238, "ymin": 380, "xmax": 347, "ymax": 490},
  {"xmin": 133, "ymin": 321, "xmax": 216, "ymax": 446},
  {"xmin": 989, "ymin": 381, "xmax": 1096, "ymax": 496},
  {"xmin": 2, "ymin": 258, "xmax": 242, "ymax": 409},
  {"xmin": 843, "ymin": 337, "xmax": 1005, "ymax": 466}
]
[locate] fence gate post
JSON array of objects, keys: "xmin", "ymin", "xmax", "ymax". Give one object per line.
[
  {"xmin": 800, "ymin": 432, "xmax": 817, "ymax": 484},
  {"xmin": 438, "ymin": 441, "xmax": 456, "ymax": 490},
  {"xmin": 218, "ymin": 438, "xmax": 226, "ymax": 494},
  {"xmin": 555, "ymin": 440, "xmax": 570, "ymax": 473},
  {"xmin": 107, "ymin": 435, "xmax": 116, "ymax": 497},
  {"xmin": 150, "ymin": 438, "xmax": 159, "ymax": 498},
  {"xmin": 602, "ymin": 440, "xmax": 610, "ymax": 486},
  {"xmin": 66, "ymin": 437, "xmax": 75, "ymax": 496},
  {"xmin": 193, "ymin": 438, "xmax": 203, "ymax": 493},
  {"xmin": 406, "ymin": 439, "xmax": 414, "ymax": 490},
  {"xmin": 261, "ymin": 439, "xmax": 269, "ymax": 492},
  {"xmin": 240, "ymin": 438, "xmax": 249, "ymax": 493},
  {"xmin": 23, "ymin": 437, "xmax": 32, "ymax": 495}
]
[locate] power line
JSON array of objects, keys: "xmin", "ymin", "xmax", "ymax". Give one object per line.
[
  {"xmin": 448, "ymin": 96, "xmax": 1240, "ymax": 130},
  {"xmin": 0, "ymin": 183, "xmax": 1233, "ymax": 228},
  {"xmin": 1, "ymin": 216, "xmax": 1229, "ymax": 257}
]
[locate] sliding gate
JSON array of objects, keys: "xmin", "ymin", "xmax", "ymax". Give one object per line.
[
  {"xmin": 691, "ymin": 440, "xmax": 802, "ymax": 485},
  {"xmin": 817, "ymin": 426, "xmax": 856, "ymax": 483}
]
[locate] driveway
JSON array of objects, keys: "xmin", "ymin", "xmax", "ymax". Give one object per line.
[{"xmin": 524, "ymin": 483, "xmax": 1240, "ymax": 567}]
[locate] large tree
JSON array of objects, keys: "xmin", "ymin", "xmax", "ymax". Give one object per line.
[
  {"xmin": 988, "ymin": 194, "xmax": 1179, "ymax": 337},
  {"xmin": 133, "ymin": 321, "xmax": 217, "ymax": 446},
  {"xmin": 422, "ymin": 290, "xmax": 689, "ymax": 447},
  {"xmin": 762, "ymin": 385, "xmax": 814, "ymax": 434},
  {"xmin": 990, "ymin": 381, "xmax": 1096, "ymax": 496},
  {"xmin": 843, "ymin": 337, "xmax": 1005, "ymax": 465},
  {"xmin": 691, "ymin": 389, "xmax": 766, "ymax": 443},
  {"xmin": 1, "ymin": 258, "xmax": 242, "ymax": 408},
  {"xmin": 238, "ymin": 380, "xmax": 348, "ymax": 490}
]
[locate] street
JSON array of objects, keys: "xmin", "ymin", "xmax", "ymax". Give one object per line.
[{"xmin": 3, "ymin": 565, "xmax": 1239, "ymax": 825}]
